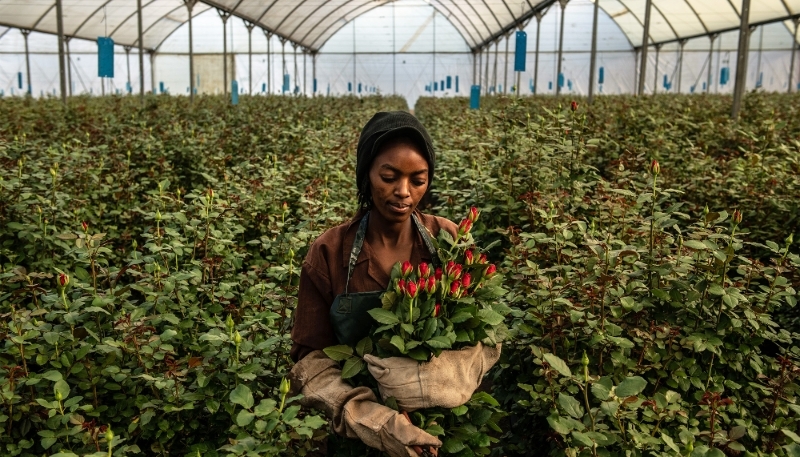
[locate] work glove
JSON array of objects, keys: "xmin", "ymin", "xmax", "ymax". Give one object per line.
[
  {"xmin": 289, "ymin": 350, "xmax": 441, "ymax": 457},
  {"xmin": 363, "ymin": 342, "xmax": 501, "ymax": 412}
]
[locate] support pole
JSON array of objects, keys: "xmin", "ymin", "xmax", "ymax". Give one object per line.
[
  {"xmin": 245, "ymin": 21, "xmax": 255, "ymax": 94},
  {"xmin": 353, "ymin": 19, "xmax": 356, "ymax": 94},
  {"xmin": 472, "ymin": 50, "xmax": 477, "ymax": 87},
  {"xmin": 677, "ymin": 39, "xmax": 687, "ymax": 93},
  {"xmin": 218, "ymin": 10, "xmax": 230, "ymax": 96},
  {"xmin": 149, "ymin": 50, "xmax": 156, "ymax": 93},
  {"xmin": 281, "ymin": 38, "xmax": 287, "ymax": 92},
  {"xmin": 293, "ymin": 43, "xmax": 298, "ymax": 94},
  {"xmin": 264, "ymin": 30, "xmax": 272, "ymax": 94},
  {"xmin": 433, "ymin": 9, "xmax": 436, "ymax": 96},
  {"xmin": 755, "ymin": 25, "xmax": 763, "ymax": 87},
  {"xmin": 633, "ymin": 48, "xmax": 639, "ymax": 95},
  {"xmin": 484, "ymin": 44, "xmax": 490, "ymax": 94},
  {"xmin": 21, "ymin": 29, "xmax": 32, "ymax": 95},
  {"xmin": 534, "ymin": 11, "xmax": 543, "ymax": 94},
  {"xmin": 707, "ymin": 34, "xmax": 717, "ymax": 93},
  {"xmin": 137, "ymin": 0, "xmax": 145, "ymax": 101},
  {"xmin": 66, "ymin": 37, "xmax": 73, "ymax": 96},
  {"xmin": 503, "ymin": 32, "xmax": 510, "ymax": 94},
  {"xmin": 731, "ymin": 0, "xmax": 751, "ymax": 119},
  {"xmin": 789, "ymin": 19, "xmax": 798, "ymax": 93},
  {"xmin": 312, "ymin": 51, "xmax": 317, "ymax": 97},
  {"xmin": 303, "ymin": 49, "xmax": 307, "ymax": 96},
  {"xmin": 588, "ymin": 0, "xmax": 599, "ymax": 103},
  {"xmin": 477, "ymin": 49, "xmax": 482, "ymax": 87},
  {"xmin": 653, "ymin": 43, "xmax": 661, "ymax": 94},
  {"xmin": 125, "ymin": 45, "xmax": 132, "ymax": 94},
  {"xmin": 492, "ymin": 40, "xmax": 499, "ymax": 93},
  {"xmin": 637, "ymin": 0, "xmax": 652, "ymax": 96},
  {"xmin": 556, "ymin": 0, "xmax": 568, "ymax": 97},
  {"xmin": 185, "ymin": 0, "xmax": 196, "ymax": 102},
  {"xmin": 56, "ymin": 0, "xmax": 67, "ymax": 104},
  {"xmin": 393, "ymin": 1, "xmax": 396, "ymax": 94}
]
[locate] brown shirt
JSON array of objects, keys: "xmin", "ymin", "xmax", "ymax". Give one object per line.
[{"xmin": 291, "ymin": 210, "xmax": 458, "ymax": 362}]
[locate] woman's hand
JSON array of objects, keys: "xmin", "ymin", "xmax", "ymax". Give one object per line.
[{"xmin": 363, "ymin": 342, "xmax": 502, "ymax": 412}]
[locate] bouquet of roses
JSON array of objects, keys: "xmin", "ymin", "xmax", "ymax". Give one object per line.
[
  {"xmin": 324, "ymin": 207, "xmax": 509, "ymax": 455},
  {"xmin": 367, "ymin": 207, "xmax": 509, "ymax": 361}
]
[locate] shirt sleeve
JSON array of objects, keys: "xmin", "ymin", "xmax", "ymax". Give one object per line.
[{"xmin": 290, "ymin": 260, "xmax": 339, "ymax": 362}]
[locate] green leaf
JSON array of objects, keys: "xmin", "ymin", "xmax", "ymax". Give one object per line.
[
  {"xmin": 661, "ymin": 433, "xmax": 679, "ymax": 453},
  {"xmin": 254, "ymin": 399, "xmax": 277, "ymax": 417},
  {"xmin": 449, "ymin": 311, "xmax": 473, "ymax": 323},
  {"xmin": 592, "ymin": 377, "xmax": 613, "ymax": 401},
  {"xmin": 341, "ymin": 357, "xmax": 364, "ymax": 379},
  {"xmin": 323, "ymin": 345, "xmax": 353, "ymax": 362},
  {"xmin": 355, "ymin": 337, "xmax": 373, "ymax": 357},
  {"xmin": 558, "ymin": 393, "xmax": 584, "ymax": 419},
  {"xmin": 451, "ymin": 405, "xmax": 468, "ymax": 416},
  {"xmin": 368, "ymin": 308, "xmax": 400, "ymax": 325},
  {"xmin": 683, "ymin": 240, "xmax": 707, "ymax": 250},
  {"xmin": 543, "ymin": 353, "xmax": 572, "ymax": 377},
  {"xmin": 381, "ymin": 291, "xmax": 397, "ymax": 309},
  {"xmin": 160, "ymin": 329, "xmax": 177, "ymax": 342},
  {"xmin": 229, "ymin": 384, "xmax": 254, "ymax": 409},
  {"xmin": 54, "ymin": 379, "xmax": 70, "ymax": 400},
  {"xmin": 615, "ymin": 376, "xmax": 647, "ymax": 397},
  {"xmin": 783, "ymin": 429, "xmax": 800, "ymax": 444},
  {"xmin": 236, "ymin": 410, "xmax": 255, "ymax": 426},
  {"xmin": 390, "ymin": 335, "xmax": 405, "ymax": 353},
  {"xmin": 785, "ymin": 443, "xmax": 800, "ymax": 457},
  {"xmin": 42, "ymin": 370, "xmax": 63, "ymax": 382},
  {"xmin": 441, "ymin": 438, "xmax": 466, "ymax": 454},
  {"xmin": 547, "ymin": 415, "xmax": 572, "ymax": 435},
  {"xmin": 425, "ymin": 336, "xmax": 452, "ymax": 349},
  {"xmin": 572, "ymin": 431, "xmax": 594, "ymax": 447},
  {"xmin": 477, "ymin": 308, "xmax": 505, "ymax": 326}
]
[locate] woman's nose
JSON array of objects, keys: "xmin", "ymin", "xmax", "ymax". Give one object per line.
[{"xmin": 395, "ymin": 178, "xmax": 411, "ymax": 197}]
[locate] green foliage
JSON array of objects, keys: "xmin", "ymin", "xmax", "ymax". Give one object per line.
[{"xmin": 1, "ymin": 92, "xmax": 799, "ymax": 456}]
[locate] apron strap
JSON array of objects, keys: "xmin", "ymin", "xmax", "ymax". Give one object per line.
[{"xmin": 344, "ymin": 211, "xmax": 442, "ymax": 294}]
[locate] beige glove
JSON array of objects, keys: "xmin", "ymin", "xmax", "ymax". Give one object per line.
[
  {"xmin": 363, "ymin": 343, "xmax": 502, "ymax": 412},
  {"xmin": 289, "ymin": 350, "xmax": 441, "ymax": 457}
]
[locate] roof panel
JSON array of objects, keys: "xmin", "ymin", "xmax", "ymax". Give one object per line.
[{"xmin": 0, "ymin": 0, "xmax": 797, "ymax": 53}]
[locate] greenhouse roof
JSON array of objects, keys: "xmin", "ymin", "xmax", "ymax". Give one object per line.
[{"xmin": 0, "ymin": 0, "xmax": 797, "ymax": 53}]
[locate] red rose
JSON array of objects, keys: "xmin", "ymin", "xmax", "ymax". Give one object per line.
[
  {"xmin": 433, "ymin": 303, "xmax": 441, "ymax": 317},
  {"xmin": 418, "ymin": 262, "xmax": 430, "ymax": 278},
  {"xmin": 462, "ymin": 273, "xmax": 472, "ymax": 289},
  {"xmin": 406, "ymin": 280, "xmax": 418, "ymax": 299},
  {"xmin": 434, "ymin": 267, "xmax": 443, "ymax": 280},
  {"xmin": 401, "ymin": 260, "xmax": 413, "ymax": 278},
  {"xmin": 468, "ymin": 206, "xmax": 479, "ymax": 222}
]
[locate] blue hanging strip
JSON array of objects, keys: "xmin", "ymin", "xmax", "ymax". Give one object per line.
[
  {"xmin": 159, "ymin": 81, "xmax": 165, "ymax": 93},
  {"xmin": 446, "ymin": 76, "xmax": 452, "ymax": 89},
  {"xmin": 97, "ymin": 37, "xmax": 115, "ymax": 78},
  {"xmin": 514, "ymin": 31, "xmax": 527, "ymax": 72},
  {"xmin": 720, "ymin": 67, "xmax": 729, "ymax": 85},
  {"xmin": 549, "ymin": 81, "xmax": 553, "ymax": 90},
  {"xmin": 469, "ymin": 85, "xmax": 480, "ymax": 109},
  {"xmin": 313, "ymin": 78, "xmax": 317, "ymax": 93},
  {"xmin": 283, "ymin": 74, "xmax": 290, "ymax": 93},
  {"xmin": 17, "ymin": 72, "xmax": 23, "ymax": 89},
  {"xmin": 440, "ymin": 80, "xmax": 444, "ymax": 91},
  {"xmin": 598, "ymin": 67, "xmax": 605, "ymax": 84},
  {"xmin": 558, "ymin": 73, "xmax": 565, "ymax": 88},
  {"xmin": 434, "ymin": 81, "xmax": 438, "ymax": 91},
  {"xmin": 663, "ymin": 74, "xmax": 668, "ymax": 89},
  {"xmin": 262, "ymin": 83, "xmax": 266, "ymax": 92},
  {"xmin": 231, "ymin": 80, "xmax": 239, "ymax": 104},
  {"xmin": 348, "ymin": 82, "xmax": 352, "ymax": 92},
  {"xmin": 455, "ymin": 76, "xmax": 459, "ymax": 93},
  {"xmin": 358, "ymin": 82, "xmax": 362, "ymax": 93}
]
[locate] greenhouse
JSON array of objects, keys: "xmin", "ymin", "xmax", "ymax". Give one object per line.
[
  {"xmin": 0, "ymin": 0, "xmax": 798, "ymax": 105},
  {"xmin": 2, "ymin": 1, "xmax": 800, "ymax": 457}
]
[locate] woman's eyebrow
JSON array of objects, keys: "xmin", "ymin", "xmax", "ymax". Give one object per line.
[{"xmin": 380, "ymin": 164, "xmax": 428, "ymax": 175}]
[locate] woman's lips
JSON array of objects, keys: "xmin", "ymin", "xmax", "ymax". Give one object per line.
[{"xmin": 388, "ymin": 202, "xmax": 410, "ymax": 214}]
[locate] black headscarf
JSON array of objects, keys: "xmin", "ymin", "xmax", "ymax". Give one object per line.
[{"xmin": 355, "ymin": 111, "xmax": 435, "ymax": 207}]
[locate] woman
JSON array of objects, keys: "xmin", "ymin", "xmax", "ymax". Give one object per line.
[{"xmin": 289, "ymin": 111, "xmax": 499, "ymax": 457}]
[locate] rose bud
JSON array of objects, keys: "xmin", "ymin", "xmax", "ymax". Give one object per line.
[
  {"xmin": 417, "ymin": 277, "xmax": 427, "ymax": 294},
  {"xmin": 485, "ymin": 264, "xmax": 497, "ymax": 278},
  {"xmin": 461, "ymin": 273, "xmax": 472, "ymax": 289},
  {"xmin": 650, "ymin": 159, "xmax": 660, "ymax": 176},
  {"xmin": 426, "ymin": 276, "xmax": 436, "ymax": 294},
  {"xmin": 396, "ymin": 279, "xmax": 406, "ymax": 295},
  {"xmin": 81, "ymin": 221, "xmax": 88, "ymax": 233},
  {"xmin": 732, "ymin": 209, "xmax": 742, "ymax": 225},
  {"xmin": 406, "ymin": 280, "xmax": 418, "ymax": 299},
  {"xmin": 458, "ymin": 218, "xmax": 473, "ymax": 236},
  {"xmin": 58, "ymin": 273, "xmax": 69, "ymax": 287},
  {"xmin": 434, "ymin": 267, "xmax": 443, "ymax": 280},
  {"xmin": 570, "ymin": 101, "xmax": 578, "ymax": 112},
  {"xmin": 468, "ymin": 206, "xmax": 479, "ymax": 223},
  {"xmin": 208, "ymin": 188, "xmax": 214, "ymax": 199},
  {"xmin": 465, "ymin": 249, "xmax": 475, "ymax": 265},
  {"xmin": 479, "ymin": 253, "xmax": 488, "ymax": 264},
  {"xmin": 418, "ymin": 262, "xmax": 430, "ymax": 278},
  {"xmin": 449, "ymin": 279, "xmax": 461, "ymax": 297},
  {"xmin": 401, "ymin": 260, "xmax": 413, "ymax": 278},
  {"xmin": 433, "ymin": 303, "xmax": 442, "ymax": 317}
]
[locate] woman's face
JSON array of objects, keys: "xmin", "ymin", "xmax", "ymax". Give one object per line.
[{"xmin": 368, "ymin": 139, "xmax": 429, "ymax": 224}]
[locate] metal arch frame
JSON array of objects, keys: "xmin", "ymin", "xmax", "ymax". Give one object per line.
[
  {"xmin": 286, "ymin": 0, "xmax": 338, "ymax": 40},
  {"xmin": 476, "ymin": 0, "xmax": 506, "ymax": 33},
  {"xmin": 150, "ymin": 4, "xmax": 207, "ymax": 52},
  {"xmin": 461, "ymin": 1, "xmax": 496, "ymax": 47},
  {"xmin": 254, "ymin": 0, "xmax": 283, "ymax": 25},
  {"xmin": 433, "ymin": 0, "xmax": 490, "ymax": 47},
  {"xmin": 477, "ymin": 0, "xmax": 557, "ymax": 50},
  {"xmin": 108, "ymin": 0, "xmax": 158, "ymax": 46},
  {"xmin": 778, "ymin": 0, "xmax": 799, "ymax": 42},
  {"xmin": 202, "ymin": 0, "xmax": 296, "ymax": 46},
  {"xmin": 650, "ymin": 3, "xmax": 680, "ymax": 41},
  {"xmin": 643, "ymin": 12, "xmax": 800, "ymax": 47},
  {"xmin": 72, "ymin": 0, "xmax": 116, "ymax": 37},
  {"xmin": 306, "ymin": 0, "xmax": 391, "ymax": 50},
  {"xmin": 0, "ymin": 27, "xmax": 12, "ymax": 41},
  {"xmin": 682, "ymin": 0, "xmax": 710, "ymax": 34},
  {"xmin": 428, "ymin": 0, "xmax": 480, "ymax": 48}
]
